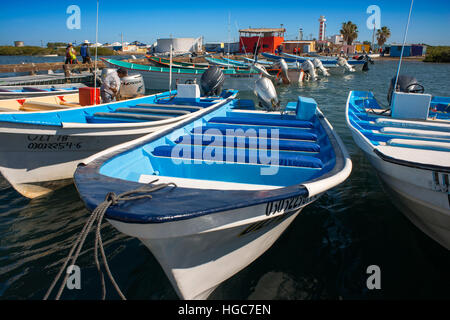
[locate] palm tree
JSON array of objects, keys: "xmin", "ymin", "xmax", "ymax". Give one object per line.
[
  {"xmin": 376, "ymin": 26, "xmax": 391, "ymax": 48},
  {"xmin": 340, "ymin": 21, "xmax": 358, "ymax": 45}
]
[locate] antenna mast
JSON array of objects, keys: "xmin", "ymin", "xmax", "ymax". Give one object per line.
[{"xmin": 393, "ymin": 0, "xmax": 414, "ymax": 96}]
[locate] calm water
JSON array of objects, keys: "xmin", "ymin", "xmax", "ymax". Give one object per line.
[{"xmin": 0, "ymin": 59, "xmax": 449, "ymax": 300}]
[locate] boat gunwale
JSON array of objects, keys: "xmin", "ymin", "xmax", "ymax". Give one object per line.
[{"xmin": 0, "ymin": 90, "xmax": 235, "ymax": 129}]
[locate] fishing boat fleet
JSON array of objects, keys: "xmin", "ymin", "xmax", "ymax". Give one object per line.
[{"xmin": 0, "ymin": 23, "xmax": 448, "ymax": 300}]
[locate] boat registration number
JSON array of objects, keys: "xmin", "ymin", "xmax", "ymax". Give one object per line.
[
  {"xmin": 265, "ymin": 195, "xmax": 318, "ymax": 216},
  {"xmin": 26, "ymin": 135, "xmax": 82, "ymax": 151},
  {"xmin": 239, "ymin": 195, "xmax": 319, "ymax": 237}
]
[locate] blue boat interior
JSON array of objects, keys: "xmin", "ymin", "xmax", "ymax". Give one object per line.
[
  {"xmin": 98, "ymin": 96, "xmax": 337, "ymax": 188},
  {"xmin": 348, "ymin": 91, "xmax": 450, "ymax": 150},
  {"xmin": 0, "ymin": 90, "xmax": 238, "ymax": 126}
]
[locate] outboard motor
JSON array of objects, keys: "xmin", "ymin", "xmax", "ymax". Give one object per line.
[
  {"xmin": 387, "ymin": 75, "xmax": 425, "ymax": 106},
  {"xmin": 337, "ymin": 56, "xmax": 355, "ymax": 72},
  {"xmin": 359, "ymin": 54, "xmax": 374, "ymax": 64},
  {"xmin": 200, "ymin": 66, "xmax": 225, "ymax": 96},
  {"xmin": 253, "ymin": 63, "xmax": 273, "ymax": 79},
  {"xmin": 254, "ymin": 76, "xmax": 280, "ymax": 111},
  {"xmin": 119, "ymin": 74, "xmax": 145, "ymax": 99},
  {"xmin": 357, "ymin": 54, "xmax": 372, "ymax": 71},
  {"xmin": 270, "ymin": 59, "xmax": 290, "ymax": 84},
  {"xmin": 300, "ymin": 60, "xmax": 317, "ymax": 81},
  {"xmin": 100, "ymin": 68, "xmax": 117, "ymax": 83},
  {"xmin": 312, "ymin": 58, "xmax": 330, "ymax": 77}
]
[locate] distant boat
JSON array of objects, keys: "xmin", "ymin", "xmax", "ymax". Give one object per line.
[
  {"xmin": 74, "ymin": 94, "xmax": 352, "ymax": 300},
  {"xmin": 242, "ymin": 57, "xmax": 274, "ymax": 67},
  {"xmin": 0, "ymin": 86, "xmax": 237, "ymax": 198},
  {"xmin": 346, "ymin": 85, "xmax": 450, "ymax": 249},
  {"xmin": 146, "ymin": 55, "xmax": 210, "ymax": 69},
  {"xmin": 205, "ymin": 56, "xmax": 249, "ymax": 68},
  {"xmin": 0, "ymin": 83, "xmax": 86, "ymax": 99},
  {"xmin": 102, "ymin": 58, "xmax": 262, "ymax": 92},
  {"xmin": 262, "ymin": 52, "xmax": 367, "ymax": 72}
]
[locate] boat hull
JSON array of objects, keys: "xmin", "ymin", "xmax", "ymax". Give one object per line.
[
  {"xmin": 349, "ymin": 129, "xmax": 450, "ymax": 250},
  {"xmin": 109, "ymin": 198, "xmax": 318, "ymax": 300},
  {"xmin": 0, "ymin": 123, "xmax": 178, "ymax": 198},
  {"xmin": 367, "ymin": 150, "xmax": 450, "ymax": 249}
]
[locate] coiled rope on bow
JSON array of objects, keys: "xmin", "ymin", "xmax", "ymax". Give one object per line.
[{"xmin": 44, "ymin": 180, "xmax": 177, "ymax": 300}]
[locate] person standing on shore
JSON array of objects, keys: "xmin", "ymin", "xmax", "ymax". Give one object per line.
[
  {"xmin": 100, "ymin": 68, "xmax": 127, "ymax": 103},
  {"xmin": 80, "ymin": 40, "xmax": 91, "ymax": 64},
  {"xmin": 65, "ymin": 43, "xmax": 77, "ymax": 64}
]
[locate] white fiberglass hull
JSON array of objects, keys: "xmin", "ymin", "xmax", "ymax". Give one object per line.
[
  {"xmin": 0, "ymin": 120, "xmax": 189, "ymax": 198},
  {"xmin": 109, "ymin": 198, "xmax": 318, "ymax": 300},
  {"xmin": 350, "ymin": 130, "xmax": 450, "ymax": 250}
]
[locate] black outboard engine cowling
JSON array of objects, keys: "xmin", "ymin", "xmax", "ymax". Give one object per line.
[
  {"xmin": 358, "ymin": 54, "xmax": 373, "ymax": 71},
  {"xmin": 200, "ymin": 66, "xmax": 225, "ymax": 96},
  {"xmin": 387, "ymin": 75, "xmax": 425, "ymax": 105}
]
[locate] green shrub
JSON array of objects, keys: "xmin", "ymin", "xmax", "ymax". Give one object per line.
[{"xmin": 424, "ymin": 46, "xmax": 450, "ymax": 63}]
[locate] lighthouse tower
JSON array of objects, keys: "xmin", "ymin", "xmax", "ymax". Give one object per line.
[{"xmin": 318, "ymin": 16, "xmax": 326, "ymax": 41}]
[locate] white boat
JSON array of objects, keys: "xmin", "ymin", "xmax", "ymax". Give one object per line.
[
  {"xmin": 74, "ymin": 94, "xmax": 352, "ymax": 300},
  {"xmin": 102, "ymin": 58, "xmax": 262, "ymax": 92},
  {"xmin": 346, "ymin": 87, "xmax": 450, "ymax": 249},
  {"xmin": 0, "ymin": 83, "xmax": 86, "ymax": 99},
  {"xmin": 0, "ymin": 85, "xmax": 237, "ymax": 198}
]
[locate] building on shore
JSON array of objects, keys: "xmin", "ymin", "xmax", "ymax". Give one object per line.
[
  {"xmin": 122, "ymin": 45, "xmax": 147, "ymax": 54},
  {"xmin": 14, "ymin": 41, "xmax": 24, "ymax": 47},
  {"xmin": 281, "ymin": 40, "xmax": 316, "ymax": 54},
  {"xmin": 239, "ymin": 28, "xmax": 285, "ymax": 54},
  {"xmin": 389, "ymin": 44, "xmax": 427, "ymax": 57},
  {"xmin": 329, "ymin": 35, "xmax": 344, "ymax": 45},
  {"xmin": 205, "ymin": 42, "xmax": 240, "ymax": 53}
]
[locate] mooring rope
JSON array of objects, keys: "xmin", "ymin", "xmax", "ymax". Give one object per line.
[{"xmin": 44, "ymin": 180, "xmax": 177, "ymax": 300}]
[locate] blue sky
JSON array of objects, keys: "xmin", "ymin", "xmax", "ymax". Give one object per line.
[{"xmin": 0, "ymin": 0, "xmax": 449, "ymax": 46}]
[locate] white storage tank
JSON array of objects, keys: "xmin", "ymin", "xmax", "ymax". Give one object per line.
[{"xmin": 156, "ymin": 38, "xmax": 202, "ymax": 54}]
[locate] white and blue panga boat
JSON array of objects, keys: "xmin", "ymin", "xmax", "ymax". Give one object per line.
[
  {"xmin": 0, "ymin": 85, "xmax": 237, "ymax": 199},
  {"xmin": 74, "ymin": 94, "xmax": 352, "ymax": 299},
  {"xmin": 346, "ymin": 81, "xmax": 450, "ymax": 250}
]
